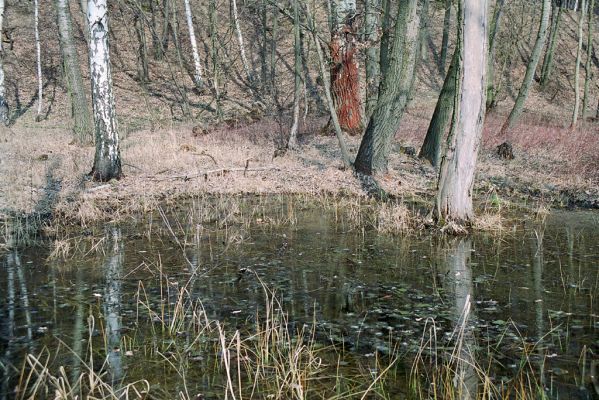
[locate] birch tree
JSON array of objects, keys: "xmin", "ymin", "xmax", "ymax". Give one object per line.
[
  {"xmin": 56, "ymin": 0, "xmax": 93, "ymax": 143},
  {"xmin": 500, "ymin": 0, "xmax": 551, "ymax": 134},
  {"xmin": 354, "ymin": 0, "xmax": 420, "ymax": 175},
  {"xmin": 34, "ymin": 0, "xmax": 43, "ymax": 121},
  {"xmin": 231, "ymin": 0, "xmax": 253, "ymax": 83},
  {"xmin": 88, "ymin": 0, "xmax": 122, "ymax": 181},
  {"xmin": 183, "ymin": 0, "xmax": 203, "ymax": 88},
  {"xmin": 0, "ymin": 0, "xmax": 8, "ymax": 126},
  {"xmin": 435, "ymin": 0, "xmax": 488, "ymax": 227}
]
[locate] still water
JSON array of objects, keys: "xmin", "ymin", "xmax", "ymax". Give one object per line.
[{"xmin": 1, "ymin": 197, "xmax": 598, "ymax": 399}]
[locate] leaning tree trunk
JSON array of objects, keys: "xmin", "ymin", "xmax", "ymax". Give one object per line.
[
  {"xmin": 500, "ymin": 0, "xmax": 551, "ymax": 134},
  {"xmin": 364, "ymin": 0, "xmax": 380, "ymax": 118},
  {"xmin": 287, "ymin": 0, "xmax": 301, "ymax": 150},
  {"xmin": 183, "ymin": 0, "xmax": 203, "ymax": 88},
  {"xmin": 0, "ymin": 0, "xmax": 9, "ymax": 126},
  {"xmin": 330, "ymin": 0, "xmax": 363, "ymax": 135},
  {"xmin": 540, "ymin": 0, "xmax": 562, "ymax": 87},
  {"xmin": 56, "ymin": 0, "xmax": 93, "ymax": 143},
  {"xmin": 435, "ymin": 0, "xmax": 488, "ymax": 227},
  {"xmin": 354, "ymin": 0, "xmax": 420, "ymax": 175},
  {"xmin": 88, "ymin": 0, "xmax": 122, "ymax": 181},
  {"xmin": 419, "ymin": 48, "xmax": 458, "ymax": 168},
  {"xmin": 572, "ymin": 0, "xmax": 588, "ymax": 128},
  {"xmin": 583, "ymin": 0, "xmax": 595, "ymax": 118},
  {"xmin": 486, "ymin": 0, "xmax": 505, "ymax": 110},
  {"xmin": 34, "ymin": 0, "xmax": 43, "ymax": 121},
  {"xmin": 439, "ymin": 0, "xmax": 452, "ymax": 74}
]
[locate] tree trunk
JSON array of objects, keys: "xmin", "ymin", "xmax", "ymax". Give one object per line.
[
  {"xmin": 378, "ymin": 0, "xmax": 392, "ymax": 78},
  {"xmin": 330, "ymin": 0, "xmax": 363, "ymax": 135},
  {"xmin": 435, "ymin": 0, "xmax": 488, "ymax": 227},
  {"xmin": 439, "ymin": 0, "xmax": 452, "ymax": 74},
  {"xmin": 419, "ymin": 48, "xmax": 458, "ymax": 168},
  {"xmin": 56, "ymin": 0, "xmax": 93, "ymax": 143},
  {"xmin": 583, "ymin": 0, "xmax": 594, "ymax": 118},
  {"xmin": 540, "ymin": 0, "xmax": 562, "ymax": 87},
  {"xmin": 231, "ymin": 0, "xmax": 253, "ymax": 83},
  {"xmin": 183, "ymin": 0, "xmax": 203, "ymax": 89},
  {"xmin": 209, "ymin": 0, "xmax": 222, "ymax": 119},
  {"xmin": 133, "ymin": 9, "xmax": 149, "ymax": 83},
  {"xmin": 419, "ymin": 0, "xmax": 430, "ymax": 61},
  {"xmin": 572, "ymin": 0, "xmax": 588, "ymax": 128},
  {"xmin": 160, "ymin": 0, "xmax": 173, "ymax": 58},
  {"xmin": 34, "ymin": 0, "xmax": 43, "ymax": 121},
  {"xmin": 486, "ymin": 0, "xmax": 505, "ymax": 110},
  {"xmin": 270, "ymin": 0, "xmax": 278, "ymax": 103},
  {"xmin": 170, "ymin": 5, "xmax": 191, "ymax": 119},
  {"xmin": 88, "ymin": 0, "xmax": 122, "ymax": 181},
  {"xmin": 287, "ymin": 0, "xmax": 301, "ymax": 150},
  {"xmin": 354, "ymin": 0, "xmax": 420, "ymax": 175},
  {"xmin": 0, "ymin": 0, "xmax": 8, "ymax": 126},
  {"xmin": 500, "ymin": 0, "xmax": 551, "ymax": 134},
  {"xmin": 79, "ymin": 0, "xmax": 89, "ymax": 42},
  {"xmin": 364, "ymin": 0, "xmax": 380, "ymax": 118}
]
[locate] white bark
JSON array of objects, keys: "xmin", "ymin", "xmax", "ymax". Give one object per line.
[
  {"xmin": 34, "ymin": 0, "xmax": 43, "ymax": 120},
  {"xmin": 104, "ymin": 228, "xmax": 124, "ymax": 384},
  {"xmin": 435, "ymin": 0, "xmax": 488, "ymax": 225},
  {"xmin": 231, "ymin": 0, "xmax": 252, "ymax": 82},
  {"xmin": 183, "ymin": 0, "xmax": 203, "ymax": 88},
  {"xmin": 88, "ymin": 0, "xmax": 122, "ymax": 180},
  {"xmin": 0, "ymin": 0, "xmax": 9, "ymax": 125}
]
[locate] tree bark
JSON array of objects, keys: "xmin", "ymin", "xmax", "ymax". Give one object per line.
[
  {"xmin": 183, "ymin": 0, "xmax": 203, "ymax": 89},
  {"xmin": 88, "ymin": 0, "xmax": 122, "ymax": 181},
  {"xmin": 364, "ymin": 0, "xmax": 380, "ymax": 118},
  {"xmin": 419, "ymin": 0, "xmax": 430, "ymax": 61},
  {"xmin": 287, "ymin": 0, "xmax": 301, "ymax": 150},
  {"xmin": 486, "ymin": 0, "xmax": 505, "ymax": 110},
  {"xmin": 500, "ymin": 0, "xmax": 551, "ymax": 134},
  {"xmin": 133, "ymin": 8, "xmax": 149, "ymax": 83},
  {"xmin": 419, "ymin": 48, "xmax": 458, "ymax": 168},
  {"xmin": 231, "ymin": 0, "xmax": 253, "ymax": 83},
  {"xmin": 435, "ymin": 0, "xmax": 488, "ymax": 227},
  {"xmin": 439, "ymin": 0, "xmax": 452, "ymax": 74},
  {"xmin": 34, "ymin": 0, "xmax": 43, "ymax": 121},
  {"xmin": 540, "ymin": 0, "xmax": 562, "ymax": 87},
  {"xmin": 209, "ymin": 0, "xmax": 222, "ymax": 119},
  {"xmin": 330, "ymin": 0, "xmax": 363, "ymax": 135},
  {"xmin": 0, "ymin": 0, "xmax": 9, "ymax": 126},
  {"xmin": 56, "ymin": 0, "xmax": 93, "ymax": 143},
  {"xmin": 572, "ymin": 0, "xmax": 588, "ymax": 128},
  {"xmin": 583, "ymin": 0, "xmax": 594, "ymax": 118},
  {"xmin": 353, "ymin": 0, "xmax": 420, "ymax": 175}
]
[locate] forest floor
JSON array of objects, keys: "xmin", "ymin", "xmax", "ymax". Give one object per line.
[{"xmin": 1, "ymin": 104, "xmax": 598, "ymax": 236}]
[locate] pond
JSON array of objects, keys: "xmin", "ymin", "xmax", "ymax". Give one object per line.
[{"xmin": 1, "ymin": 196, "xmax": 598, "ymax": 399}]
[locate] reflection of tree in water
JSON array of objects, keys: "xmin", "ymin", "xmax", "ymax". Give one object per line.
[
  {"xmin": 442, "ymin": 238, "xmax": 478, "ymax": 399},
  {"xmin": 531, "ymin": 229, "xmax": 546, "ymax": 392},
  {"xmin": 103, "ymin": 227, "xmax": 124, "ymax": 387}
]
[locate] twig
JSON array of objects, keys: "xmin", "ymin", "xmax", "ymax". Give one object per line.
[{"xmin": 191, "ymin": 151, "xmax": 218, "ymax": 166}]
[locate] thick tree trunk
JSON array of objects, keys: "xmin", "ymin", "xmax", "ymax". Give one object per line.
[
  {"xmin": 583, "ymin": 0, "xmax": 594, "ymax": 118},
  {"xmin": 378, "ymin": 0, "xmax": 392, "ymax": 79},
  {"xmin": 364, "ymin": 0, "xmax": 380, "ymax": 118},
  {"xmin": 486, "ymin": 0, "xmax": 505, "ymax": 110},
  {"xmin": 540, "ymin": 1, "xmax": 562, "ymax": 87},
  {"xmin": 439, "ymin": 0, "xmax": 452, "ymax": 74},
  {"xmin": 287, "ymin": 0, "xmax": 301, "ymax": 150},
  {"xmin": 354, "ymin": 0, "xmax": 420, "ymax": 175},
  {"xmin": 500, "ymin": 0, "xmax": 551, "ymax": 134},
  {"xmin": 183, "ymin": 0, "xmax": 203, "ymax": 89},
  {"xmin": 0, "ymin": 0, "xmax": 9, "ymax": 126},
  {"xmin": 572, "ymin": 0, "xmax": 588, "ymax": 127},
  {"xmin": 231, "ymin": 0, "xmax": 252, "ymax": 83},
  {"xmin": 56, "ymin": 0, "xmax": 93, "ymax": 143},
  {"xmin": 88, "ymin": 0, "xmax": 122, "ymax": 181},
  {"xmin": 34, "ymin": 0, "xmax": 43, "ymax": 121},
  {"xmin": 419, "ymin": 48, "xmax": 458, "ymax": 168},
  {"xmin": 330, "ymin": 0, "xmax": 363, "ymax": 135},
  {"xmin": 435, "ymin": 0, "xmax": 488, "ymax": 227}
]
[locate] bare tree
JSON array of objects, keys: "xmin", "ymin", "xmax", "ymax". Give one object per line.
[
  {"xmin": 486, "ymin": 0, "xmax": 505, "ymax": 110},
  {"xmin": 231, "ymin": 0, "xmax": 253, "ymax": 83},
  {"xmin": 183, "ymin": 0, "xmax": 203, "ymax": 88},
  {"xmin": 540, "ymin": 0, "xmax": 562, "ymax": 87},
  {"xmin": 583, "ymin": 0, "xmax": 595, "ymax": 118},
  {"xmin": 354, "ymin": 0, "xmax": 420, "ymax": 175},
  {"xmin": 500, "ymin": 0, "xmax": 551, "ymax": 134},
  {"xmin": 0, "ymin": 0, "xmax": 8, "ymax": 126},
  {"xmin": 88, "ymin": 0, "xmax": 122, "ymax": 181},
  {"xmin": 34, "ymin": 0, "xmax": 43, "ymax": 121},
  {"xmin": 435, "ymin": 0, "xmax": 488, "ymax": 227},
  {"xmin": 56, "ymin": 0, "xmax": 93, "ymax": 143},
  {"xmin": 287, "ymin": 0, "xmax": 302, "ymax": 150},
  {"xmin": 572, "ymin": 0, "xmax": 588, "ymax": 127},
  {"xmin": 364, "ymin": 0, "xmax": 380, "ymax": 118}
]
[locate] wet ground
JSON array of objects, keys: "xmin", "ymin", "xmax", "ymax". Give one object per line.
[{"xmin": 1, "ymin": 197, "xmax": 598, "ymax": 399}]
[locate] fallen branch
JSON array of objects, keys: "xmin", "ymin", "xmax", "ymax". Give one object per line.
[{"xmin": 150, "ymin": 166, "xmax": 284, "ymax": 181}]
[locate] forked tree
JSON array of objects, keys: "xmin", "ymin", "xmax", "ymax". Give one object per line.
[
  {"xmin": 0, "ymin": 0, "xmax": 8, "ymax": 126},
  {"xmin": 330, "ymin": 0, "xmax": 363, "ymax": 135},
  {"xmin": 435, "ymin": 0, "xmax": 488, "ymax": 227},
  {"xmin": 88, "ymin": 0, "xmax": 122, "ymax": 181}
]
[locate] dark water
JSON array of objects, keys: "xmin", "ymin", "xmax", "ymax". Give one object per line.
[{"xmin": 1, "ymin": 197, "xmax": 598, "ymax": 399}]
